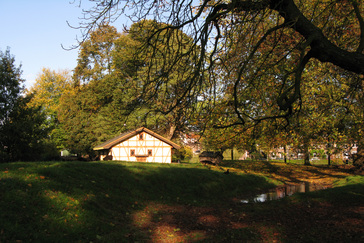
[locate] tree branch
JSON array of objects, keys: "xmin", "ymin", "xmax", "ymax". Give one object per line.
[
  {"xmin": 351, "ymin": 0, "xmax": 364, "ymax": 53},
  {"xmin": 269, "ymin": 0, "xmax": 364, "ymax": 74},
  {"xmin": 277, "ymin": 39, "xmax": 313, "ymax": 113},
  {"xmin": 232, "ymin": 21, "xmax": 289, "ymax": 124}
]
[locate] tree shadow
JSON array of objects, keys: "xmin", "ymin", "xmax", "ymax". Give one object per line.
[
  {"xmin": 0, "ymin": 177, "xmax": 92, "ymax": 241},
  {"xmin": 2, "ymin": 161, "xmax": 362, "ymax": 242},
  {"xmin": 239, "ymin": 184, "xmax": 364, "ymax": 242},
  {"xmin": 304, "ymin": 166, "xmax": 350, "ymax": 179},
  {"xmin": 0, "ymin": 161, "xmax": 277, "ymax": 242}
]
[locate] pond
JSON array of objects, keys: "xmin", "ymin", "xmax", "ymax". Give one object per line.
[{"xmin": 241, "ymin": 182, "xmax": 330, "ymax": 203}]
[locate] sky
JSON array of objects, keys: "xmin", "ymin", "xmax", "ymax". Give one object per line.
[{"xmin": 0, "ymin": 1, "xmax": 128, "ymax": 89}]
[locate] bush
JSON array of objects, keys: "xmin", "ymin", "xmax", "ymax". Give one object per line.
[{"xmin": 173, "ymin": 146, "xmax": 193, "ymax": 162}]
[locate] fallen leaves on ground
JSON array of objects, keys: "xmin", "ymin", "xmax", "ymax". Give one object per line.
[{"xmin": 131, "ymin": 162, "xmax": 363, "ymax": 242}]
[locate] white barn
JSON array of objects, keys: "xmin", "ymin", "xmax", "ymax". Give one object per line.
[{"xmin": 93, "ymin": 127, "xmax": 181, "ymax": 163}]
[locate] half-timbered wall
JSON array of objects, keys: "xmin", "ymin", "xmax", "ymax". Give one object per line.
[{"xmin": 108, "ymin": 132, "xmax": 173, "ymax": 163}]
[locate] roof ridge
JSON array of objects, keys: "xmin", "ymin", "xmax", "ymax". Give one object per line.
[{"xmin": 93, "ymin": 127, "xmax": 181, "ymax": 150}]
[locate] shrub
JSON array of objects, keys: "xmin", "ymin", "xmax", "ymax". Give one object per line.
[{"xmin": 173, "ymin": 146, "xmax": 193, "ymax": 162}]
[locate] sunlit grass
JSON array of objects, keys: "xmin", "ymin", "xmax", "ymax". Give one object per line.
[
  {"xmin": 270, "ymin": 158, "xmax": 348, "ymax": 166},
  {"xmin": 333, "ymin": 175, "xmax": 364, "ymax": 187}
]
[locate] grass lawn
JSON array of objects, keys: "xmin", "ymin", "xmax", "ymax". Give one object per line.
[{"xmin": 0, "ymin": 160, "xmax": 363, "ymax": 242}]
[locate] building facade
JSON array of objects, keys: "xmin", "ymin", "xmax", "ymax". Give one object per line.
[{"xmin": 93, "ymin": 127, "xmax": 181, "ymax": 163}]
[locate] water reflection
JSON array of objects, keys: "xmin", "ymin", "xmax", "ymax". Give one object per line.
[{"xmin": 241, "ymin": 182, "xmax": 329, "ymax": 203}]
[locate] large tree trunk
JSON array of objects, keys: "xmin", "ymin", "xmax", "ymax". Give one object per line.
[
  {"xmin": 303, "ymin": 138, "xmax": 311, "ymax": 165},
  {"xmin": 353, "ymin": 141, "xmax": 364, "ymax": 169},
  {"xmin": 284, "ymin": 145, "xmax": 287, "ymax": 163},
  {"xmin": 271, "ymin": 0, "xmax": 364, "ymax": 75}
]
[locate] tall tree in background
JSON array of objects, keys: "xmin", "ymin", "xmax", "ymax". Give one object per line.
[
  {"xmin": 58, "ymin": 87, "xmax": 100, "ymax": 156},
  {"xmin": 73, "ymin": 24, "xmax": 121, "ymax": 86},
  {"xmin": 1, "ymin": 95, "xmax": 50, "ymax": 162},
  {"xmin": 27, "ymin": 68, "xmax": 72, "ymax": 150},
  {"xmin": 337, "ymin": 72, "xmax": 364, "ymax": 167},
  {"xmin": 0, "ymin": 48, "xmax": 23, "ymax": 161},
  {"xmin": 58, "ymin": 20, "xmax": 199, "ymax": 157},
  {"xmin": 0, "ymin": 49, "xmax": 51, "ymax": 162},
  {"xmin": 58, "ymin": 24, "xmax": 121, "ymax": 156},
  {"xmin": 110, "ymin": 20, "xmax": 199, "ymax": 139},
  {"xmin": 0, "ymin": 48, "xmax": 23, "ymax": 125}
]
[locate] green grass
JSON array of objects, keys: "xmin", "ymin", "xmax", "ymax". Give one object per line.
[
  {"xmin": 270, "ymin": 158, "xmax": 347, "ymax": 166},
  {"xmin": 333, "ymin": 175, "xmax": 364, "ymax": 187},
  {"xmin": 0, "ymin": 161, "xmax": 277, "ymax": 242},
  {"xmin": 0, "ymin": 160, "xmax": 362, "ymax": 242}
]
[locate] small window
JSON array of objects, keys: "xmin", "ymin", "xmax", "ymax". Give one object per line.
[
  {"xmin": 148, "ymin": 149, "xmax": 152, "ymax": 156},
  {"xmin": 130, "ymin": 149, "xmax": 135, "ymax": 156},
  {"xmin": 139, "ymin": 134, "xmax": 143, "ymax": 140}
]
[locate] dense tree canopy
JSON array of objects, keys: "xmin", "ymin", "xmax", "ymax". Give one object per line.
[
  {"xmin": 28, "ymin": 68, "xmax": 72, "ymax": 120},
  {"xmin": 0, "ymin": 95, "xmax": 51, "ymax": 162},
  {"xmin": 2, "ymin": 1, "xmax": 362, "ymax": 162},
  {"xmin": 73, "ymin": 24, "xmax": 121, "ymax": 85},
  {"xmin": 74, "ymin": 1, "xmax": 364, "ymax": 125},
  {"xmin": 27, "ymin": 68, "xmax": 72, "ymax": 150},
  {"xmin": 0, "ymin": 50, "xmax": 53, "ymax": 162},
  {"xmin": 111, "ymin": 20, "xmax": 200, "ymax": 138},
  {"xmin": 69, "ymin": 0, "xmax": 364, "ymax": 163},
  {"xmin": 0, "ymin": 48, "xmax": 23, "ymax": 126},
  {"xmin": 57, "ymin": 21, "xmax": 198, "ymax": 156}
]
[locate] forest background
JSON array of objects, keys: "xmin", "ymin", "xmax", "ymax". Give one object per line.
[{"xmin": 0, "ymin": 0, "xmax": 363, "ymax": 168}]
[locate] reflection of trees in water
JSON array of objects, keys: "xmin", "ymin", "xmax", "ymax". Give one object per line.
[{"xmin": 241, "ymin": 182, "xmax": 329, "ymax": 203}]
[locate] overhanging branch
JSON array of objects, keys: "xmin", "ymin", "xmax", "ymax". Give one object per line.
[
  {"xmin": 351, "ymin": 0, "xmax": 364, "ymax": 53},
  {"xmin": 270, "ymin": 0, "xmax": 364, "ymax": 74}
]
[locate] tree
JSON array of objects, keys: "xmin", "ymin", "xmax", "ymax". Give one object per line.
[
  {"xmin": 58, "ymin": 23, "xmax": 166, "ymax": 156},
  {"xmin": 72, "ymin": 1, "xmax": 364, "ymax": 166},
  {"xmin": 74, "ymin": 1, "xmax": 363, "ymax": 110},
  {"xmin": 0, "ymin": 49, "xmax": 52, "ymax": 162},
  {"xmin": 110, "ymin": 20, "xmax": 199, "ymax": 139},
  {"xmin": 338, "ymin": 72, "xmax": 364, "ymax": 167},
  {"xmin": 0, "ymin": 95, "xmax": 51, "ymax": 162},
  {"xmin": 73, "ymin": 24, "xmax": 121, "ymax": 86},
  {"xmin": 27, "ymin": 68, "xmax": 72, "ymax": 115},
  {"xmin": 62, "ymin": 20, "xmax": 198, "ymax": 157},
  {"xmin": 73, "ymin": 1, "xmax": 363, "ymax": 124},
  {"xmin": 58, "ymin": 24, "xmax": 124, "ymax": 156},
  {"xmin": 27, "ymin": 68, "xmax": 72, "ymax": 150},
  {"xmin": 0, "ymin": 48, "xmax": 23, "ymax": 161},
  {"xmin": 0, "ymin": 48, "xmax": 23, "ymax": 125}
]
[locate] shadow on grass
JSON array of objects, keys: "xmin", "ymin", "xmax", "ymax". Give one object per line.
[
  {"xmin": 242, "ymin": 183, "xmax": 364, "ymax": 242},
  {"xmin": 0, "ymin": 161, "xmax": 276, "ymax": 242},
  {"xmin": 221, "ymin": 160, "xmax": 352, "ymax": 184}
]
